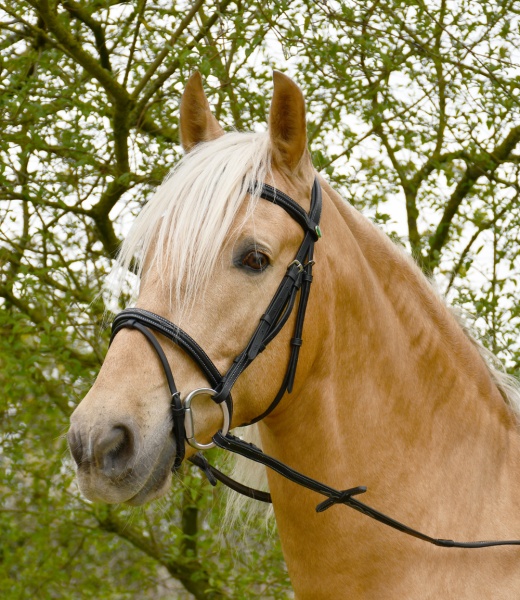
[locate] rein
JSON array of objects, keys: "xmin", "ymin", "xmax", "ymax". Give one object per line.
[{"xmin": 110, "ymin": 177, "xmax": 520, "ymax": 550}]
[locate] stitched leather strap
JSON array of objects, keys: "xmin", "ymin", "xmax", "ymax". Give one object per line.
[
  {"xmin": 112, "ymin": 308, "xmax": 223, "ymax": 388},
  {"xmin": 255, "ymin": 180, "xmax": 321, "ymax": 240},
  {"xmin": 211, "ymin": 179, "xmax": 321, "ymax": 406},
  {"xmin": 210, "ymin": 432, "xmax": 520, "ymax": 549},
  {"xmin": 189, "ymin": 452, "xmax": 272, "ymax": 503},
  {"xmin": 110, "ymin": 318, "xmax": 186, "ymax": 471}
]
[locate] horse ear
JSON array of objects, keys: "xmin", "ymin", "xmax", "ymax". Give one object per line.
[
  {"xmin": 269, "ymin": 71, "xmax": 309, "ymax": 173},
  {"xmin": 180, "ymin": 72, "xmax": 224, "ymax": 152}
]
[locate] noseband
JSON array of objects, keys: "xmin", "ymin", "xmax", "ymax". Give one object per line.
[
  {"xmin": 111, "ymin": 178, "xmax": 322, "ymax": 470},
  {"xmin": 109, "ymin": 177, "xmax": 520, "ymax": 550}
]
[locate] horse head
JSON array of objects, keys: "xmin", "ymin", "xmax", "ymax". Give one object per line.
[{"xmin": 68, "ymin": 72, "xmax": 325, "ymax": 506}]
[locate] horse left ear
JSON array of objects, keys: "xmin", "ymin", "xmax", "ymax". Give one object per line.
[
  {"xmin": 180, "ymin": 72, "xmax": 224, "ymax": 152},
  {"xmin": 269, "ymin": 71, "xmax": 309, "ymax": 173}
]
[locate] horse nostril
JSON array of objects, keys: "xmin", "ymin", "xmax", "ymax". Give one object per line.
[
  {"xmin": 95, "ymin": 424, "xmax": 137, "ymax": 478},
  {"xmin": 67, "ymin": 427, "xmax": 84, "ymax": 467},
  {"xmin": 67, "ymin": 421, "xmax": 140, "ymax": 478}
]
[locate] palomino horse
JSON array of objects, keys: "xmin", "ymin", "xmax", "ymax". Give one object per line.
[{"xmin": 68, "ymin": 72, "xmax": 520, "ymax": 598}]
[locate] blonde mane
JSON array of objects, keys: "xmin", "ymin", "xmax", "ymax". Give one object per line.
[{"xmin": 451, "ymin": 307, "xmax": 520, "ymax": 419}]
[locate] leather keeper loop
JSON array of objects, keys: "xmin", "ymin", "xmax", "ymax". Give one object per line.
[{"xmin": 260, "ymin": 313, "xmax": 274, "ymax": 326}]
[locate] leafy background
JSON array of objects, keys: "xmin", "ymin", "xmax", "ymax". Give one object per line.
[{"xmin": 1, "ymin": 0, "xmax": 519, "ymax": 597}]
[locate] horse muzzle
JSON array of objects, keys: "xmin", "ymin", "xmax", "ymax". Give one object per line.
[{"xmin": 68, "ymin": 410, "xmax": 175, "ymax": 504}]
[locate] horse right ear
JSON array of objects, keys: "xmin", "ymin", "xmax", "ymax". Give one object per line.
[
  {"xmin": 180, "ymin": 72, "xmax": 224, "ymax": 152},
  {"xmin": 269, "ymin": 71, "xmax": 309, "ymax": 174}
]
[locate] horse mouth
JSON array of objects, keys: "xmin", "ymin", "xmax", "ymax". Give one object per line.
[
  {"xmin": 126, "ymin": 464, "xmax": 172, "ymax": 506},
  {"xmin": 124, "ymin": 440, "xmax": 177, "ymax": 506}
]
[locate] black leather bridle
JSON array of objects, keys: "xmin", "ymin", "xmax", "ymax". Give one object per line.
[
  {"xmin": 111, "ymin": 177, "xmax": 322, "ymax": 469},
  {"xmin": 110, "ymin": 177, "xmax": 520, "ymax": 550}
]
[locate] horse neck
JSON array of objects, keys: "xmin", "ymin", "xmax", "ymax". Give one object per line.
[{"xmin": 258, "ymin": 179, "xmax": 520, "ymax": 594}]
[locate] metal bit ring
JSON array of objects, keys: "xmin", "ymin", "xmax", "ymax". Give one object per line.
[{"xmin": 183, "ymin": 387, "xmax": 230, "ymax": 450}]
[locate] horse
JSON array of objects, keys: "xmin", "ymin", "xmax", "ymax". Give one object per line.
[{"xmin": 68, "ymin": 71, "xmax": 520, "ymax": 598}]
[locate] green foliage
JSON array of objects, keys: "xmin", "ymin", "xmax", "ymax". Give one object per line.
[{"xmin": 1, "ymin": 0, "xmax": 519, "ymax": 597}]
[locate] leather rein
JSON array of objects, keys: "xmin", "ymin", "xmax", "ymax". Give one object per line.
[{"xmin": 110, "ymin": 177, "xmax": 520, "ymax": 550}]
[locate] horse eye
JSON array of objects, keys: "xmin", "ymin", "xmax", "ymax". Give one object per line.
[{"xmin": 241, "ymin": 250, "xmax": 270, "ymax": 272}]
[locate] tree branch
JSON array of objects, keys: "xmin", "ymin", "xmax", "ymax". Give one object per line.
[
  {"xmin": 130, "ymin": 0, "xmax": 234, "ymax": 127},
  {"xmin": 131, "ymin": 0, "xmax": 204, "ymax": 99},
  {"xmin": 61, "ymin": 0, "xmax": 112, "ymax": 72},
  {"xmin": 199, "ymin": 7, "xmax": 244, "ymax": 130},
  {"xmin": 33, "ymin": 0, "xmax": 128, "ymax": 104},
  {"xmin": 122, "ymin": 0, "xmax": 147, "ymax": 87},
  {"xmin": 97, "ymin": 509, "xmax": 227, "ymax": 600},
  {"xmin": 0, "ymin": 286, "xmax": 99, "ymax": 367},
  {"xmin": 89, "ymin": 203, "xmax": 123, "ymax": 257},
  {"xmin": 427, "ymin": 124, "xmax": 520, "ymax": 268}
]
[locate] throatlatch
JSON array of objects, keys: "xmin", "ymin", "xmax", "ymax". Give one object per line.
[{"xmin": 110, "ymin": 177, "xmax": 520, "ymax": 550}]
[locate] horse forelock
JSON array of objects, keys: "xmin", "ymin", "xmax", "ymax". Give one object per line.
[{"xmin": 110, "ymin": 131, "xmax": 273, "ymax": 316}]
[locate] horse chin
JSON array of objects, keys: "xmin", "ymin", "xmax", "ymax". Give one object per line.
[{"xmin": 125, "ymin": 468, "xmax": 172, "ymax": 506}]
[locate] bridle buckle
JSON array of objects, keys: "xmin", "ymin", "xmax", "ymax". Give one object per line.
[{"xmin": 288, "ymin": 259, "xmax": 304, "ymax": 273}]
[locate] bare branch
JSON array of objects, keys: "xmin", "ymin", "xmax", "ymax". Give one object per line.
[
  {"xmin": 96, "ymin": 509, "xmax": 228, "ymax": 600},
  {"xmin": 130, "ymin": 0, "xmax": 234, "ymax": 126}
]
